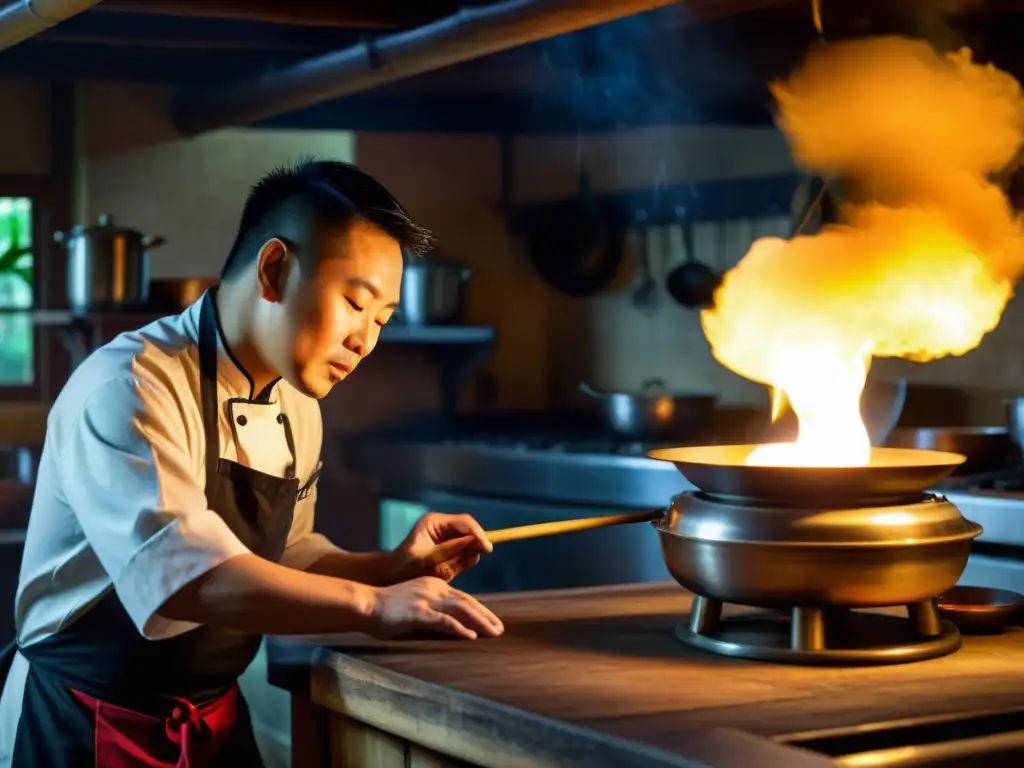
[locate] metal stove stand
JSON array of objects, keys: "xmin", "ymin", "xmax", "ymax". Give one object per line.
[{"xmin": 680, "ymin": 594, "xmax": 962, "ymax": 665}]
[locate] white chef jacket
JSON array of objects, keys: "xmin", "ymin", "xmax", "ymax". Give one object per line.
[{"xmin": 0, "ymin": 293, "xmax": 340, "ymax": 762}]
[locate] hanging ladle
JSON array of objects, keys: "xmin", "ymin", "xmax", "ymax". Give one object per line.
[
  {"xmin": 665, "ymin": 208, "xmax": 719, "ymax": 310},
  {"xmin": 632, "ymin": 209, "xmax": 659, "ymax": 313}
]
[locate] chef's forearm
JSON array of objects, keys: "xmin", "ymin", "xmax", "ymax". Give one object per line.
[
  {"xmin": 302, "ymin": 550, "xmax": 404, "ymax": 586},
  {"xmin": 157, "ymin": 553, "xmax": 380, "ymax": 635}
]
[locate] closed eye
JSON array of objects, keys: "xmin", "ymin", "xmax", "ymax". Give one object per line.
[{"xmin": 346, "ymin": 298, "xmax": 364, "ymax": 312}]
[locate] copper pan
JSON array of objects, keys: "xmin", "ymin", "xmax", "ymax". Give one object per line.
[{"xmin": 147, "ymin": 278, "xmax": 217, "ymax": 310}]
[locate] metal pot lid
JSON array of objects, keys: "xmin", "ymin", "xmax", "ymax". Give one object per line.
[
  {"xmin": 55, "ymin": 215, "xmax": 166, "ymax": 249},
  {"xmin": 59, "ymin": 214, "xmax": 146, "ymax": 239},
  {"xmin": 656, "ymin": 492, "xmax": 982, "ymax": 546}
]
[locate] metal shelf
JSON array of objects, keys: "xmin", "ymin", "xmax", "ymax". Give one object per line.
[
  {"xmin": 6, "ymin": 307, "xmax": 498, "ymax": 373},
  {"xmin": 3, "ymin": 308, "xmax": 168, "ymax": 372},
  {"xmin": 378, "ymin": 325, "xmax": 497, "ymax": 413},
  {"xmin": 380, "ymin": 325, "xmax": 495, "ymax": 344},
  {"xmin": 27, "ymin": 309, "xmax": 164, "ymax": 326},
  {"xmin": 23, "ymin": 309, "xmax": 494, "ymax": 342}
]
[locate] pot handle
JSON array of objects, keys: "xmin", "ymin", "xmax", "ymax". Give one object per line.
[
  {"xmin": 487, "ymin": 508, "xmax": 664, "ymax": 544},
  {"xmin": 142, "ymin": 235, "xmax": 167, "ymax": 249},
  {"xmin": 579, "ymin": 382, "xmax": 605, "ymax": 399}
]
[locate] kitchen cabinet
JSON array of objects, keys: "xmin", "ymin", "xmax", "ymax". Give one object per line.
[
  {"xmin": 0, "ymin": 537, "xmax": 22, "ymax": 644},
  {"xmin": 292, "ymin": 707, "xmax": 473, "ymax": 768},
  {"xmin": 0, "ymin": 482, "xmax": 29, "ymax": 645}
]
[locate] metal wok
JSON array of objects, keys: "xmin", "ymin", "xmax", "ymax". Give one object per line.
[
  {"xmin": 482, "ymin": 445, "xmax": 968, "ymax": 542},
  {"xmin": 646, "ymin": 444, "xmax": 966, "ymax": 505},
  {"xmin": 579, "ymin": 379, "xmax": 717, "ymax": 440}
]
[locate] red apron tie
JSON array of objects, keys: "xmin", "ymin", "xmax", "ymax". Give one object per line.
[
  {"xmin": 164, "ymin": 697, "xmax": 203, "ymax": 766},
  {"xmin": 70, "ymin": 687, "xmax": 239, "ymax": 768}
]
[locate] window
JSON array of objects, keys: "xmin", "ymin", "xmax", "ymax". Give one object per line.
[{"xmin": 0, "ymin": 197, "xmax": 33, "ymax": 385}]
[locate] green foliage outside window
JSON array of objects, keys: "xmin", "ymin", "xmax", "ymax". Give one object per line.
[{"xmin": 0, "ymin": 198, "xmax": 34, "ymax": 385}]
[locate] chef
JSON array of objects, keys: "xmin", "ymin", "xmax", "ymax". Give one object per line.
[{"xmin": 0, "ymin": 158, "xmax": 504, "ymax": 767}]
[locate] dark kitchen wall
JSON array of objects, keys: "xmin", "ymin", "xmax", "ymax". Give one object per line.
[
  {"xmin": 81, "ymin": 82, "xmax": 550, "ymax": 429},
  {"xmin": 504, "ymin": 128, "xmax": 795, "ymax": 410},
  {"xmin": 80, "ymin": 80, "xmax": 797, "ymax": 420},
  {"xmin": 0, "ymin": 78, "xmax": 52, "ymax": 444},
  {"xmin": 0, "ymin": 77, "xmax": 1016, "ymax": 438},
  {"xmin": 79, "ymin": 81, "xmax": 1024, "ymax": 426}
]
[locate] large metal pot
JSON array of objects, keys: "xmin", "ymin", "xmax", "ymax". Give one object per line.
[
  {"xmin": 395, "ymin": 258, "xmax": 471, "ymax": 325},
  {"xmin": 580, "ymin": 379, "xmax": 717, "ymax": 440},
  {"xmin": 655, "ymin": 491, "xmax": 981, "ymax": 608},
  {"xmin": 55, "ymin": 214, "xmax": 166, "ymax": 313}
]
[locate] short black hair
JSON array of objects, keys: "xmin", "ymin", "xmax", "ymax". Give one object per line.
[{"xmin": 221, "ymin": 157, "xmax": 433, "ymax": 279}]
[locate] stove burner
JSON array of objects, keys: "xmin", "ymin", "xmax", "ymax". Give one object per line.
[
  {"xmin": 679, "ymin": 596, "xmax": 962, "ymax": 665},
  {"xmin": 935, "ymin": 463, "xmax": 1024, "ymax": 492}
]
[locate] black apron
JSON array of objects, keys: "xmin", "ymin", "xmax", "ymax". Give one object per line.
[{"xmin": 4, "ymin": 290, "xmax": 302, "ymax": 767}]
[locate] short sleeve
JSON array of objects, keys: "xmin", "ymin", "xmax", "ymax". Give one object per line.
[
  {"xmin": 278, "ymin": 480, "xmax": 341, "ymax": 571},
  {"xmin": 63, "ymin": 375, "xmax": 251, "ymax": 639}
]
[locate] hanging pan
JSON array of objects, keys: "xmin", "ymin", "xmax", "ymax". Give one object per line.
[{"xmin": 523, "ymin": 172, "xmax": 626, "ymax": 297}]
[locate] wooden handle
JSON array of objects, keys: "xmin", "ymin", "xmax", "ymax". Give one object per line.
[{"xmin": 486, "ymin": 509, "xmax": 664, "ymax": 544}]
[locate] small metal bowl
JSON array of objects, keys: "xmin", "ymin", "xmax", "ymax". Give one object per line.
[
  {"xmin": 0, "ymin": 445, "xmax": 37, "ymax": 485},
  {"xmin": 937, "ymin": 586, "xmax": 1024, "ymax": 635}
]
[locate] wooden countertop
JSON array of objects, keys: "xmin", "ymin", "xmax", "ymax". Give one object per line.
[{"xmin": 267, "ymin": 581, "xmax": 1024, "ymax": 768}]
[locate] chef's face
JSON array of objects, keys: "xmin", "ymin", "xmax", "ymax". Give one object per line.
[{"xmin": 257, "ymin": 218, "xmax": 404, "ymax": 399}]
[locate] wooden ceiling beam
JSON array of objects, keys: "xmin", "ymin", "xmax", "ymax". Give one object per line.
[
  {"xmin": 34, "ymin": 31, "xmax": 340, "ymax": 51},
  {"xmin": 169, "ymin": 0, "xmax": 704, "ymax": 136},
  {"xmin": 94, "ymin": 0, "xmax": 447, "ymax": 29},
  {"xmin": 93, "ymin": 0, "xmax": 816, "ymax": 31}
]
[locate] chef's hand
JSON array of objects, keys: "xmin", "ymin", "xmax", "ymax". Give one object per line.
[
  {"xmin": 370, "ymin": 576, "xmax": 504, "ymax": 640},
  {"xmin": 391, "ymin": 512, "xmax": 493, "ymax": 583}
]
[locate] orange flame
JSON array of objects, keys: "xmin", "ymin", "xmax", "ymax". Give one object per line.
[{"xmin": 700, "ymin": 37, "xmax": 1024, "ymax": 467}]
